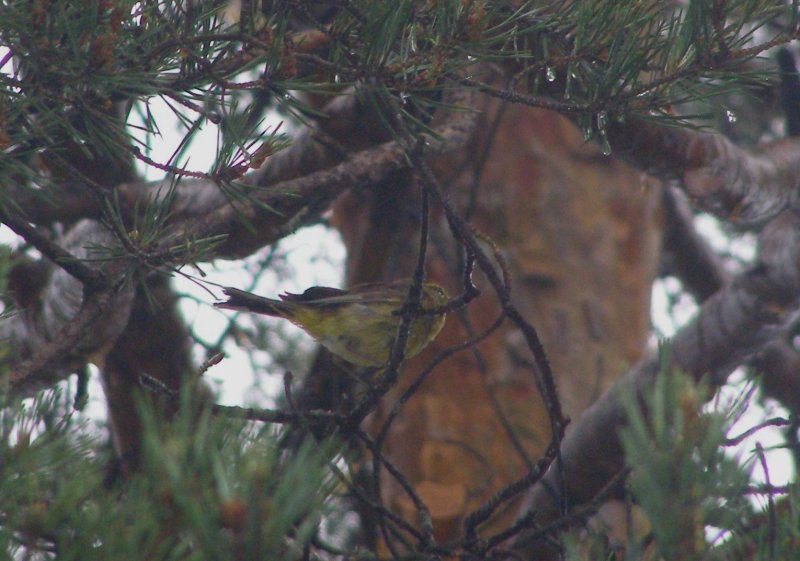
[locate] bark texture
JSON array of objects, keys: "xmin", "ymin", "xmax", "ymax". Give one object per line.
[{"xmin": 334, "ymin": 78, "xmax": 662, "ymax": 542}]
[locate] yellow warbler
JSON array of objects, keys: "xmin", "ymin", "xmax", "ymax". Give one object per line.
[{"xmin": 215, "ymin": 282, "xmax": 448, "ymax": 367}]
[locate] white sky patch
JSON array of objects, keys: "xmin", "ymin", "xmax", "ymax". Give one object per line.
[
  {"xmin": 650, "ymin": 212, "xmax": 794, "ymax": 490},
  {"xmin": 650, "ymin": 275, "xmax": 699, "ymax": 339},
  {"xmin": 128, "ymin": 95, "xmax": 227, "ymax": 181},
  {"xmin": 715, "ymin": 370, "xmax": 795, "ymax": 486},
  {"xmin": 176, "ymin": 225, "xmax": 346, "ymax": 406}
]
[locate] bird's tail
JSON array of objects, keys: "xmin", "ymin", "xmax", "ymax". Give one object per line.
[{"xmin": 214, "ymin": 287, "xmax": 290, "ymax": 317}]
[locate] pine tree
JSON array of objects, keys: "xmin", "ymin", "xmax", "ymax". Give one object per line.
[{"xmin": 1, "ymin": 1, "xmax": 799, "ymax": 559}]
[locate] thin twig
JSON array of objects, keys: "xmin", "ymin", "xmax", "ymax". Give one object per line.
[
  {"xmin": 138, "ymin": 373, "xmax": 342, "ymax": 425},
  {"xmin": 400, "ymin": 121, "xmax": 570, "ymax": 519},
  {"xmin": 326, "ymin": 458, "xmax": 421, "ymax": 550},
  {"xmin": 485, "ymin": 468, "xmax": 628, "ymax": 552},
  {"xmin": 355, "ymin": 429, "xmax": 440, "ymax": 552},
  {"xmin": 375, "ymin": 311, "xmax": 507, "ymax": 453},
  {"xmin": 463, "ymin": 452, "xmax": 556, "ymax": 545},
  {"xmin": 723, "ymin": 417, "xmax": 792, "ymax": 446}
]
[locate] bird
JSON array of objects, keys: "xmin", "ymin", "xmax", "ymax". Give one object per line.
[{"xmin": 215, "ymin": 282, "xmax": 449, "ymax": 367}]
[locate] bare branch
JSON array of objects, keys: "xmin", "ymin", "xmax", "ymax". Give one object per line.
[
  {"xmin": 0, "ymin": 208, "xmax": 107, "ymax": 289},
  {"xmin": 607, "ymin": 118, "xmax": 800, "ymax": 227},
  {"xmin": 158, "ymin": 88, "xmax": 480, "ymax": 259},
  {"xmin": 661, "ymin": 186, "xmax": 731, "ymax": 301},
  {"xmin": 1, "ymin": 220, "xmax": 135, "ymax": 396},
  {"xmin": 751, "ymin": 336, "xmax": 800, "ymax": 415},
  {"xmin": 8, "ymin": 283, "xmax": 133, "ymax": 395}
]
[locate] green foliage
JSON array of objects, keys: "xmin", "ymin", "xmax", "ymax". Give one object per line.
[
  {"xmin": 558, "ymin": 368, "xmax": 799, "ymax": 561},
  {"xmin": 617, "ymin": 368, "xmax": 797, "ymax": 561},
  {"xmin": 1, "ymin": 0, "xmax": 792, "ymax": 268},
  {"xmin": 1, "ymin": 0, "xmax": 791, "ymax": 174},
  {"xmin": 0, "ymin": 390, "xmax": 337, "ymax": 560},
  {"xmin": 1, "ymin": 1, "xmax": 799, "ymax": 559},
  {"xmin": 619, "ymin": 371, "xmax": 745, "ymax": 560}
]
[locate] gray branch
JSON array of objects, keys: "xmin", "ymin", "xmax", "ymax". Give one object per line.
[
  {"xmin": 607, "ymin": 119, "xmax": 800, "ymax": 227},
  {"xmin": 1, "ymin": 220, "xmax": 135, "ymax": 396}
]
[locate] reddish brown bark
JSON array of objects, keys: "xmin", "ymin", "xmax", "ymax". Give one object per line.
[{"xmin": 333, "ymin": 82, "xmax": 662, "ymax": 545}]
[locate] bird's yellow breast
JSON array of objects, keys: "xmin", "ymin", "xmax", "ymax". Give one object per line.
[{"xmin": 292, "ymin": 301, "xmax": 445, "ymax": 367}]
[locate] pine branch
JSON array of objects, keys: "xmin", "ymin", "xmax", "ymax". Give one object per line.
[{"xmin": 161, "ymin": 86, "xmax": 479, "ymax": 260}]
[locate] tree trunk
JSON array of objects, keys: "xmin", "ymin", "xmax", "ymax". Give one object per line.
[{"xmin": 334, "ymin": 75, "xmax": 663, "ymax": 545}]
